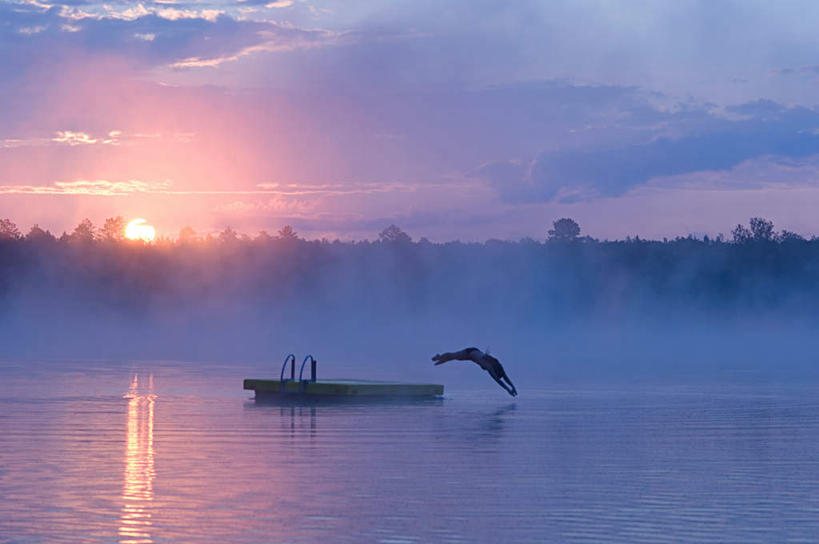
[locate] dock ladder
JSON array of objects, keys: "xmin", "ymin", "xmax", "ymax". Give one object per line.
[{"xmin": 279, "ymin": 353, "xmax": 317, "ymax": 393}]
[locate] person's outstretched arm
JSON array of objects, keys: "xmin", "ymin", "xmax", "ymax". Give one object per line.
[{"xmin": 432, "ymin": 348, "xmax": 479, "ymax": 365}]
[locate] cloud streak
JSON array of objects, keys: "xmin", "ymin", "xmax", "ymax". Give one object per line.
[
  {"xmin": 53, "ymin": 130, "xmax": 106, "ymax": 146},
  {"xmin": 0, "ymin": 179, "xmax": 172, "ymax": 196},
  {"xmin": 1, "ymin": 130, "xmax": 166, "ymax": 148},
  {"xmin": 475, "ymin": 100, "xmax": 819, "ymax": 202},
  {"xmin": 0, "ymin": 179, "xmax": 434, "ymax": 197}
]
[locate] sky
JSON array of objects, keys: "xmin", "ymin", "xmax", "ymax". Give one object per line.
[{"xmin": 3, "ymin": 0, "xmax": 819, "ymax": 241}]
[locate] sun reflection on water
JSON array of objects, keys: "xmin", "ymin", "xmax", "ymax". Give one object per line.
[{"xmin": 119, "ymin": 374, "xmax": 156, "ymax": 544}]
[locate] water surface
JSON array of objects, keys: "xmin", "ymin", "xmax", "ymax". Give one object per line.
[{"xmin": 1, "ymin": 360, "xmax": 818, "ymax": 543}]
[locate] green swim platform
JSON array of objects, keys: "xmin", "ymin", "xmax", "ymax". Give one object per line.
[{"xmin": 244, "ymin": 354, "xmax": 444, "ymax": 398}]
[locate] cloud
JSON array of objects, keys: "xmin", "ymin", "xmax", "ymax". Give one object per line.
[
  {"xmin": 772, "ymin": 65, "xmax": 819, "ymax": 76},
  {"xmin": 0, "ymin": 1, "xmax": 335, "ymax": 76},
  {"xmin": 216, "ymin": 195, "xmax": 316, "ymax": 217},
  {"xmin": 475, "ymin": 100, "xmax": 819, "ymax": 202},
  {"xmin": 254, "ymin": 181, "xmax": 423, "ymax": 196},
  {"xmin": 0, "ymin": 179, "xmax": 172, "ymax": 196},
  {"xmin": 10, "ymin": 1, "xmax": 819, "ymax": 241},
  {"xmin": 167, "ymin": 29, "xmax": 338, "ymax": 68},
  {"xmin": 0, "ymin": 179, "xmax": 427, "ymax": 197},
  {"xmin": 52, "ymin": 130, "xmax": 99, "ymax": 145},
  {"xmin": 1, "ymin": 130, "xmax": 161, "ymax": 148},
  {"xmin": 644, "ymin": 155, "xmax": 819, "ymax": 192},
  {"xmin": 0, "ymin": 137, "xmax": 48, "ymax": 149}
]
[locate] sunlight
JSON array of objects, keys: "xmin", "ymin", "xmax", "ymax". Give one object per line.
[
  {"xmin": 125, "ymin": 219, "xmax": 156, "ymax": 242},
  {"xmin": 119, "ymin": 374, "xmax": 156, "ymax": 544}
]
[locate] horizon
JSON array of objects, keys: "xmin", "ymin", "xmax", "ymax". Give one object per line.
[{"xmin": 0, "ymin": 214, "xmax": 811, "ymax": 244}]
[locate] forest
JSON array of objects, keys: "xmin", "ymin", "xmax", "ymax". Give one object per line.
[{"xmin": 1, "ymin": 216, "xmax": 818, "ymax": 376}]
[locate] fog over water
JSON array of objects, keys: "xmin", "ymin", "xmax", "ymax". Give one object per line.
[{"xmin": 2, "ymin": 220, "xmax": 818, "ymax": 384}]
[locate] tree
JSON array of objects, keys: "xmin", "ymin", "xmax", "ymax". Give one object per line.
[
  {"xmin": 378, "ymin": 224, "xmax": 412, "ymax": 244},
  {"xmin": 218, "ymin": 226, "xmax": 238, "ymax": 243},
  {"xmin": 749, "ymin": 217, "xmax": 774, "ymax": 241},
  {"xmin": 26, "ymin": 224, "xmax": 55, "ymax": 242},
  {"xmin": 731, "ymin": 223, "xmax": 752, "ymax": 244},
  {"xmin": 70, "ymin": 218, "xmax": 96, "ymax": 242},
  {"xmin": 277, "ymin": 225, "xmax": 299, "ymax": 240},
  {"xmin": 255, "ymin": 230, "xmax": 273, "ymax": 242},
  {"xmin": 548, "ymin": 218, "xmax": 580, "ymax": 241},
  {"xmin": 101, "ymin": 216, "xmax": 126, "ymax": 241},
  {"xmin": 178, "ymin": 226, "xmax": 198, "ymax": 242},
  {"xmin": 778, "ymin": 230, "xmax": 805, "ymax": 242},
  {"xmin": 0, "ymin": 218, "xmax": 21, "ymax": 240}
]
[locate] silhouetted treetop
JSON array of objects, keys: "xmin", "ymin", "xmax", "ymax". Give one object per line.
[
  {"xmin": 277, "ymin": 225, "xmax": 299, "ymax": 240},
  {"xmin": 779, "ymin": 230, "xmax": 805, "ymax": 242},
  {"xmin": 732, "ymin": 223, "xmax": 752, "ymax": 244},
  {"xmin": 548, "ymin": 218, "xmax": 580, "ymax": 241},
  {"xmin": 179, "ymin": 226, "xmax": 198, "ymax": 242},
  {"xmin": 733, "ymin": 217, "xmax": 789, "ymax": 243},
  {"xmin": 25, "ymin": 224, "xmax": 55, "ymax": 242},
  {"xmin": 0, "ymin": 218, "xmax": 21, "ymax": 240},
  {"xmin": 379, "ymin": 224, "xmax": 412, "ymax": 244},
  {"xmin": 70, "ymin": 219, "xmax": 96, "ymax": 243},
  {"xmin": 749, "ymin": 217, "xmax": 775, "ymax": 241},
  {"xmin": 101, "ymin": 216, "xmax": 126, "ymax": 242},
  {"xmin": 218, "ymin": 226, "xmax": 238, "ymax": 243}
]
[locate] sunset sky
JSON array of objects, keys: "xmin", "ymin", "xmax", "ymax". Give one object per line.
[{"xmin": 4, "ymin": 1, "xmax": 819, "ymax": 240}]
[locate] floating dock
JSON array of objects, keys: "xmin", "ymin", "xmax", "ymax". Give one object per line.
[
  {"xmin": 244, "ymin": 378, "xmax": 443, "ymax": 398},
  {"xmin": 244, "ymin": 355, "xmax": 444, "ymax": 399}
]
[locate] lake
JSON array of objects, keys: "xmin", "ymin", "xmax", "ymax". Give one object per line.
[{"xmin": 1, "ymin": 360, "xmax": 818, "ymax": 543}]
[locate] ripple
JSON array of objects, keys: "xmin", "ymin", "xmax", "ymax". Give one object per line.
[{"xmin": 3, "ymin": 364, "xmax": 819, "ymax": 542}]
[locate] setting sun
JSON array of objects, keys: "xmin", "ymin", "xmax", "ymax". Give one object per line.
[{"xmin": 125, "ymin": 218, "xmax": 156, "ymax": 242}]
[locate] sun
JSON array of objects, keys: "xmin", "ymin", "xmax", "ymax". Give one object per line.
[{"xmin": 125, "ymin": 218, "xmax": 156, "ymax": 242}]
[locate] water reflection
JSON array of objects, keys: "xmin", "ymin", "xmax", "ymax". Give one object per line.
[
  {"xmin": 119, "ymin": 374, "xmax": 156, "ymax": 544},
  {"xmin": 8, "ymin": 363, "xmax": 819, "ymax": 543},
  {"xmin": 281, "ymin": 406, "xmax": 317, "ymax": 437}
]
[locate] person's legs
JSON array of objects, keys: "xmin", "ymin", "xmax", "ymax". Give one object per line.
[
  {"xmin": 489, "ymin": 370, "xmax": 515, "ymax": 396},
  {"xmin": 500, "ymin": 372, "xmax": 517, "ymax": 396}
]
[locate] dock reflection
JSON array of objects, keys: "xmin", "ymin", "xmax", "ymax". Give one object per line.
[
  {"xmin": 119, "ymin": 374, "xmax": 156, "ymax": 544},
  {"xmin": 245, "ymin": 396, "xmax": 444, "ymax": 444}
]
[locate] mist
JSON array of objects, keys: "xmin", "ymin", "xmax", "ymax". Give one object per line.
[{"xmin": 2, "ymin": 218, "xmax": 819, "ymax": 385}]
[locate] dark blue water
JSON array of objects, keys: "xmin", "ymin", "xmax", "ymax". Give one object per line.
[{"xmin": 1, "ymin": 360, "xmax": 818, "ymax": 543}]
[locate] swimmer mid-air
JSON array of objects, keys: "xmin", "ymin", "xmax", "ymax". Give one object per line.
[{"xmin": 432, "ymin": 347, "xmax": 518, "ymax": 397}]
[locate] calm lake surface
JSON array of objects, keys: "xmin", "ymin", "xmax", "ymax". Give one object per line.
[{"xmin": 1, "ymin": 360, "xmax": 819, "ymax": 543}]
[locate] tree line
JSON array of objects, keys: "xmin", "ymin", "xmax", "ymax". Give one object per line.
[
  {"xmin": 0, "ymin": 216, "xmax": 810, "ymax": 245},
  {"xmin": 0, "ymin": 212, "xmax": 817, "ymax": 320}
]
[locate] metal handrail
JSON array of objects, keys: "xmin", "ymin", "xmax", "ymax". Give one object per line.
[
  {"xmin": 298, "ymin": 355, "xmax": 317, "ymax": 391},
  {"xmin": 279, "ymin": 353, "xmax": 296, "ymax": 391}
]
